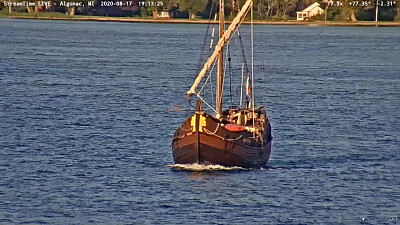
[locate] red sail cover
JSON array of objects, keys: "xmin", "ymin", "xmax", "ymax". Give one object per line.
[{"xmin": 224, "ymin": 124, "xmax": 246, "ymax": 132}]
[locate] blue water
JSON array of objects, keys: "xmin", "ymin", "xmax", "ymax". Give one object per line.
[{"xmin": 1, "ymin": 18, "xmax": 399, "ymax": 224}]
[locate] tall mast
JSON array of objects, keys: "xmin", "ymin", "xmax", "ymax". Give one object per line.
[
  {"xmin": 216, "ymin": 0, "xmax": 225, "ymax": 117},
  {"xmin": 375, "ymin": 0, "xmax": 379, "ymax": 23},
  {"xmin": 186, "ymin": 0, "xmax": 252, "ymax": 99}
]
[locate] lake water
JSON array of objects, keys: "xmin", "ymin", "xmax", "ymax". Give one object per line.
[{"xmin": 0, "ymin": 18, "xmax": 399, "ymax": 224}]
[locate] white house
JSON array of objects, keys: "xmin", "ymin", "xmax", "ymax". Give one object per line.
[
  {"xmin": 296, "ymin": 2, "xmax": 325, "ymax": 21},
  {"xmin": 157, "ymin": 10, "xmax": 171, "ymax": 19}
]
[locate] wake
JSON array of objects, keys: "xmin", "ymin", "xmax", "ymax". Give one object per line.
[{"xmin": 167, "ymin": 163, "xmax": 249, "ymax": 171}]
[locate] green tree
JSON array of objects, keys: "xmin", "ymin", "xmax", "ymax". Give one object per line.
[
  {"xmin": 396, "ymin": 2, "xmax": 400, "ymax": 20},
  {"xmin": 281, "ymin": 0, "xmax": 297, "ymax": 16}
]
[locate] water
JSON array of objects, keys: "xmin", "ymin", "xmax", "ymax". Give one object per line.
[{"xmin": 1, "ymin": 19, "xmax": 399, "ymax": 224}]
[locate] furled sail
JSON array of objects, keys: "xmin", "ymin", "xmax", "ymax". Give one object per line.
[{"xmin": 186, "ymin": 0, "xmax": 253, "ymax": 98}]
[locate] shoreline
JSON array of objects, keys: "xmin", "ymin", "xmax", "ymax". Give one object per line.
[{"xmin": 2, "ymin": 15, "xmax": 400, "ymax": 26}]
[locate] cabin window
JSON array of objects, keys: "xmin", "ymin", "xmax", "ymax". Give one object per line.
[{"xmin": 299, "ymin": 14, "xmax": 302, "ymax": 18}]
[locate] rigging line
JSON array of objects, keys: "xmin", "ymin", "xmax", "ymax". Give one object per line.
[
  {"xmin": 195, "ymin": 93, "xmax": 217, "ymax": 114},
  {"xmin": 227, "ymin": 19, "xmax": 249, "ymax": 108},
  {"xmin": 221, "ymin": 38, "xmax": 232, "ymax": 109},
  {"xmin": 222, "ymin": 46, "xmax": 227, "ymax": 107},
  {"xmin": 196, "ymin": 27, "xmax": 211, "ymax": 74},
  {"xmin": 209, "ymin": 5, "xmax": 249, "ymax": 78},
  {"xmin": 227, "ymin": 12, "xmax": 250, "ymax": 45},
  {"xmin": 185, "ymin": 102, "xmax": 192, "ymax": 116},
  {"xmin": 179, "ymin": 121, "xmax": 192, "ymax": 132},
  {"xmin": 219, "ymin": 2, "xmax": 247, "ymax": 109},
  {"xmin": 228, "ymin": 33, "xmax": 239, "ymax": 107},
  {"xmin": 210, "ymin": 14, "xmax": 218, "ymax": 53},
  {"xmin": 240, "ymin": 63, "xmax": 244, "ymax": 107},
  {"xmin": 210, "ymin": 62, "xmax": 214, "ymax": 106},
  {"xmin": 186, "ymin": 98, "xmax": 195, "ymax": 111},
  {"xmin": 226, "ymin": 5, "xmax": 250, "ymax": 73},
  {"xmin": 225, "ymin": 19, "xmax": 251, "ymax": 98},
  {"xmin": 207, "ymin": 14, "xmax": 218, "ymax": 104},
  {"xmin": 251, "ymin": 0, "xmax": 255, "ymax": 136},
  {"xmin": 205, "ymin": 123, "xmax": 220, "ymax": 135},
  {"xmin": 195, "ymin": 1, "xmax": 216, "ymax": 74},
  {"xmin": 197, "ymin": 57, "xmax": 218, "ymax": 95},
  {"xmin": 236, "ymin": 28, "xmax": 250, "ymax": 74},
  {"xmin": 204, "ymin": 128, "xmax": 243, "ymax": 141},
  {"xmin": 232, "ymin": 32, "xmax": 242, "ymax": 106},
  {"xmin": 186, "ymin": 0, "xmax": 253, "ymax": 97},
  {"xmin": 227, "ymin": 6, "xmax": 250, "ymax": 45},
  {"xmin": 227, "ymin": 42, "xmax": 233, "ymax": 106}
]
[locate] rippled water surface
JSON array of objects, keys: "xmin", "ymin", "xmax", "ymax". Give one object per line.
[{"xmin": 1, "ymin": 19, "xmax": 399, "ymax": 224}]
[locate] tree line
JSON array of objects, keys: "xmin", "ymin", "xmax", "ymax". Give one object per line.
[
  {"xmin": 2, "ymin": 0, "xmax": 399, "ymax": 21},
  {"xmin": 153, "ymin": 0, "xmax": 400, "ymax": 21}
]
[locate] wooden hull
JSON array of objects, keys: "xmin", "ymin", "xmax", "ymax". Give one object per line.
[{"xmin": 172, "ymin": 111, "xmax": 272, "ymax": 168}]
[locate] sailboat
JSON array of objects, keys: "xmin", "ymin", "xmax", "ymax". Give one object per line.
[{"xmin": 171, "ymin": 0, "xmax": 272, "ymax": 169}]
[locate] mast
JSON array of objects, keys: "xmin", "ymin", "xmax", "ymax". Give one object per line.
[
  {"xmin": 186, "ymin": 0, "xmax": 252, "ymax": 99},
  {"xmin": 216, "ymin": 0, "xmax": 224, "ymax": 117},
  {"xmin": 375, "ymin": 0, "xmax": 379, "ymax": 23}
]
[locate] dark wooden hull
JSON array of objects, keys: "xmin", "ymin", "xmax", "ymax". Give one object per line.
[{"xmin": 172, "ymin": 111, "xmax": 272, "ymax": 168}]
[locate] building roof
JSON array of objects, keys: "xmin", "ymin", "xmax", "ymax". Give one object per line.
[{"xmin": 300, "ymin": 2, "xmax": 322, "ymax": 12}]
